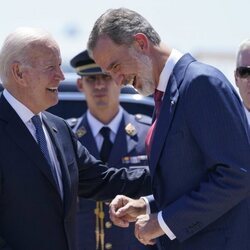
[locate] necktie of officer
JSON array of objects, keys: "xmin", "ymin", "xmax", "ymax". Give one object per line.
[
  {"xmin": 145, "ymin": 89, "xmax": 164, "ymax": 154},
  {"xmin": 99, "ymin": 127, "xmax": 113, "ymax": 163},
  {"xmin": 31, "ymin": 115, "xmax": 60, "ymax": 189}
]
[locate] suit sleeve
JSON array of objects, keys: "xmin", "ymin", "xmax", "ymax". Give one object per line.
[
  {"xmin": 66, "ymin": 123, "xmax": 152, "ymax": 201},
  {"xmin": 0, "ymin": 171, "xmax": 12, "ymax": 250},
  {"xmin": 161, "ymin": 75, "xmax": 250, "ymax": 241}
]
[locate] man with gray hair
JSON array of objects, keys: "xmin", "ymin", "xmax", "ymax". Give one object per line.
[
  {"xmin": 87, "ymin": 8, "xmax": 250, "ymax": 250},
  {"xmin": 235, "ymin": 38, "xmax": 250, "ymax": 126},
  {"xmin": 0, "ymin": 27, "xmax": 151, "ymax": 250}
]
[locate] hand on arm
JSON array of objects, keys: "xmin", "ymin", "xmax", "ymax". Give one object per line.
[{"xmin": 109, "ymin": 195, "xmax": 147, "ymax": 227}]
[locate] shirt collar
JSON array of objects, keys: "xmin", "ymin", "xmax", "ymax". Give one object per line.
[
  {"xmin": 157, "ymin": 49, "xmax": 183, "ymax": 92},
  {"xmin": 87, "ymin": 106, "xmax": 123, "ymax": 137},
  {"xmin": 3, "ymin": 89, "xmax": 38, "ymax": 123}
]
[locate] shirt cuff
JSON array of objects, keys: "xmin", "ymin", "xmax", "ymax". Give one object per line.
[
  {"xmin": 158, "ymin": 211, "xmax": 176, "ymax": 240},
  {"xmin": 140, "ymin": 196, "xmax": 151, "ymax": 214}
]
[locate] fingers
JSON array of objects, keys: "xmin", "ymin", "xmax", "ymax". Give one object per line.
[
  {"xmin": 135, "ymin": 214, "xmax": 156, "ymax": 245},
  {"xmin": 109, "ymin": 195, "xmax": 130, "ymax": 227}
]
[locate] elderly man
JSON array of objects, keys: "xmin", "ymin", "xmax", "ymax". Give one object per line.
[{"xmin": 0, "ymin": 27, "xmax": 151, "ymax": 250}]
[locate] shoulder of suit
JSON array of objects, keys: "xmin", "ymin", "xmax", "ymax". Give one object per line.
[
  {"xmin": 66, "ymin": 117, "xmax": 80, "ymax": 128},
  {"xmin": 134, "ymin": 113, "xmax": 152, "ymax": 126}
]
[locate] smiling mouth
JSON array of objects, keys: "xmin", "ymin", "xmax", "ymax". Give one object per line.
[{"xmin": 47, "ymin": 87, "xmax": 58, "ymax": 93}]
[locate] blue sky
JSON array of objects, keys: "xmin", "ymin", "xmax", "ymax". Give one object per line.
[{"xmin": 1, "ymin": 0, "xmax": 249, "ymax": 86}]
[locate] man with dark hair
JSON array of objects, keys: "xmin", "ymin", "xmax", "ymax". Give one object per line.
[{"xmin": 87, "ymin": 8, "xmax": 250, "ymax": 250}]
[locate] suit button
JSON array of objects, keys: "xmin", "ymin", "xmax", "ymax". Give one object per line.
[
  {"xmin": 105, "ymin": 221, "xmax": 112, "ymax": 229},
  {"xmin": 105, "ymin": 243, "xmax": 112, "ymax": 249}
]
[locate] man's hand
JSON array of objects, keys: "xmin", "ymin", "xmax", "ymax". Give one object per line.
[
  {"xmin": 109, "ymin": 195, "xmax": 147, "ymax": 227},
  {"xmin": 135, "ymin": 213, "xmax": 165, "ymax": 245}
]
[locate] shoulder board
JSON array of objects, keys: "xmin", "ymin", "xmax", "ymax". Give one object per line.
[
  {"xmin": 66, "ymin": 117, "xmax": 79, "ymax": 128},
  {"xmin": 134, "ymin": 113, "xmax": 152, "ymax": 125}
]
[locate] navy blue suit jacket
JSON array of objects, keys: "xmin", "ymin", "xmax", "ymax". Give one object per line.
[
  {"xmin": 0, "ymin": 95, "xmax": 151, "ymax": 250},
  {"xmin": 148, "ymin": 54, "xmax": 250, "ymax": 250},
  {"xmin": 74, "ymin": 110, "xmax": 155, "ymax": 250}
]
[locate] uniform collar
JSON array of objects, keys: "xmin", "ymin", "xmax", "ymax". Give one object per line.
[{"xmin": 86, "ymin": 106, "xmax": 123, "ymax": 137}]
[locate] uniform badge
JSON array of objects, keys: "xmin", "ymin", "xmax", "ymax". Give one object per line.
[
  {"xmin": 125, "ymin": 123, "xmax": 137, "ymax": 136},
  {"xmin": 75, "ymin": 126, "xmax": 87, "ymax": 138}
]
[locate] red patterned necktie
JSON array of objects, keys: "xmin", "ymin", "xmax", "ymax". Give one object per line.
[{"xmin": 145, "ymin": 89, "xmax": 164, "ymax": 155}]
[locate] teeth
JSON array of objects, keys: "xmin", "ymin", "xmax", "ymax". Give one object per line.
[{"xmin": 47, "ymin": 87, "xmax": 58, "ymax": 92}]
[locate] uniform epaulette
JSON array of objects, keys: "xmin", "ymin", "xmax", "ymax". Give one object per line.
[
  {"xmin": 134, "ymin": 113, "xmax": 152, "ymax": 125},
  {"xmin": 66, "ymin": 117, "xmax": 79, "ymax": 128}
]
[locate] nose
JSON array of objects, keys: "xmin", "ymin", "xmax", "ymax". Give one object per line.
[
  {"xmin": 94, "ymin": 78, "xmax": 106, "ymax": 90},
  {"xmin": 56, "ymin": 66, "xmax": 65, "ymax": 81}
]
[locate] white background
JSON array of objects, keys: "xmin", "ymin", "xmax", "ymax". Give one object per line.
[{"xmin": 1, "ymin": 0, "xmax": 249, "ymax": 89}]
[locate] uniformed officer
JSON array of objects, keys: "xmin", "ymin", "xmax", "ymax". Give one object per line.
[{"xmin": 69, "ymin": 50, "xmax": 157, "ymax": 250}]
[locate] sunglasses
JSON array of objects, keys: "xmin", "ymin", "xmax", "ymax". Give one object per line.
[{"xmin": 236, "ymin": 66, "xmax": 250, "ymax": 78}]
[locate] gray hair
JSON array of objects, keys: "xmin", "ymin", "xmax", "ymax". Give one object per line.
[
  {"xmin": 0, "ymin": 27, "xmax": 57, "ymax": 84},
  {"xmin": 236, "ymin": 38, "xmax": 250, "ymax": 67},
  {"xmin": 87, "ymin": 8, "xmax": 161, "ymax": 56}
]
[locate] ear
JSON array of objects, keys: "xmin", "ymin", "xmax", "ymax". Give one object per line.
[
  {"xmin": 11, "ymin": 63, "xmax": 25, "ymax": 84},
  {"xmin": 77, "ymin": 78, "xmax": 85, "ymax": 92},
  {"xmin": 234, "ymin": 70, "xmax": 239, "ymax": 87},
  {"xmin": 133, "ymin": 33, "xmax": 149, "ymax": 52}
]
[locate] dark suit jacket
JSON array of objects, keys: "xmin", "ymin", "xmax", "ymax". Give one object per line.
[
  {"xmin": 148, "ymin": 54, "xmax": 250, "ymax": 250},
  {"xmin": 0, "ymin": 95, "xmax": 151, "ymax": 250},
  {"xmin": 74, "ymin": 110, "xmax": 155, "ymax": 250}
]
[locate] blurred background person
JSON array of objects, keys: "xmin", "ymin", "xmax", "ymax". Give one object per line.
[
  {"xmin": 69, "ymin": 50, "xmax": 156, "ymax": 250},
  {"xmin": 235, "ymin": 38, "xmax": 250, "ymax": 126}
]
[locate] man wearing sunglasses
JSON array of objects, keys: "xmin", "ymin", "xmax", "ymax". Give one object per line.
[
  {"xmin": 68, "ymin": 50, "xmax": 155, "ymax": 250},
  {"xmin": 235, "ymin": 38, "xmax": 250, "ymax": 126}
]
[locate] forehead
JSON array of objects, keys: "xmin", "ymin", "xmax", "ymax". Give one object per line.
[
  {"xmin": 238, "ymin": 49, "xmax": 250, "ymax": 66},
  {"xmin": 92, "ymin": 37, "xmax": 125, "ymax": 70},
  {"xmin": 29, "ymin": 42, "xmax": 61, "ymax": 65}
]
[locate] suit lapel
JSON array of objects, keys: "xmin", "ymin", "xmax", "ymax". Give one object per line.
[
  {"xmin": 42, "ymin": 114, "xmax": 72, "ymax": 211},
  {"xmin": 149, "ymin": 76, "xmax": 179, "ymax": 176},
  {"xmin": 0, "ymin": 96, "xmax": 61, "ymax": 195},
  {"xmin": 149, "ymin": 53, "xmax": 196, "ymax": 176}
]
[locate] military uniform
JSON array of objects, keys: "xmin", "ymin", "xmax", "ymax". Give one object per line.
[{"xmin": 68, "ymin": 109, "xmax": 157, "ymax": 250}]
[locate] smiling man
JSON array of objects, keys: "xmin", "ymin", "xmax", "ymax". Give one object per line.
[
  {"xmin": 0, "ymin": 27, "xmax": 152, "ymax": 250},
  {"xmin": 87, "ymin": 8, "xmax": 250, "ymax": 250}
]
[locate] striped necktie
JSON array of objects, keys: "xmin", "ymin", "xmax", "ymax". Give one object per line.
[{"xmin": 31, "ymin": 115, "xmax": 60, "ymax": 189}]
